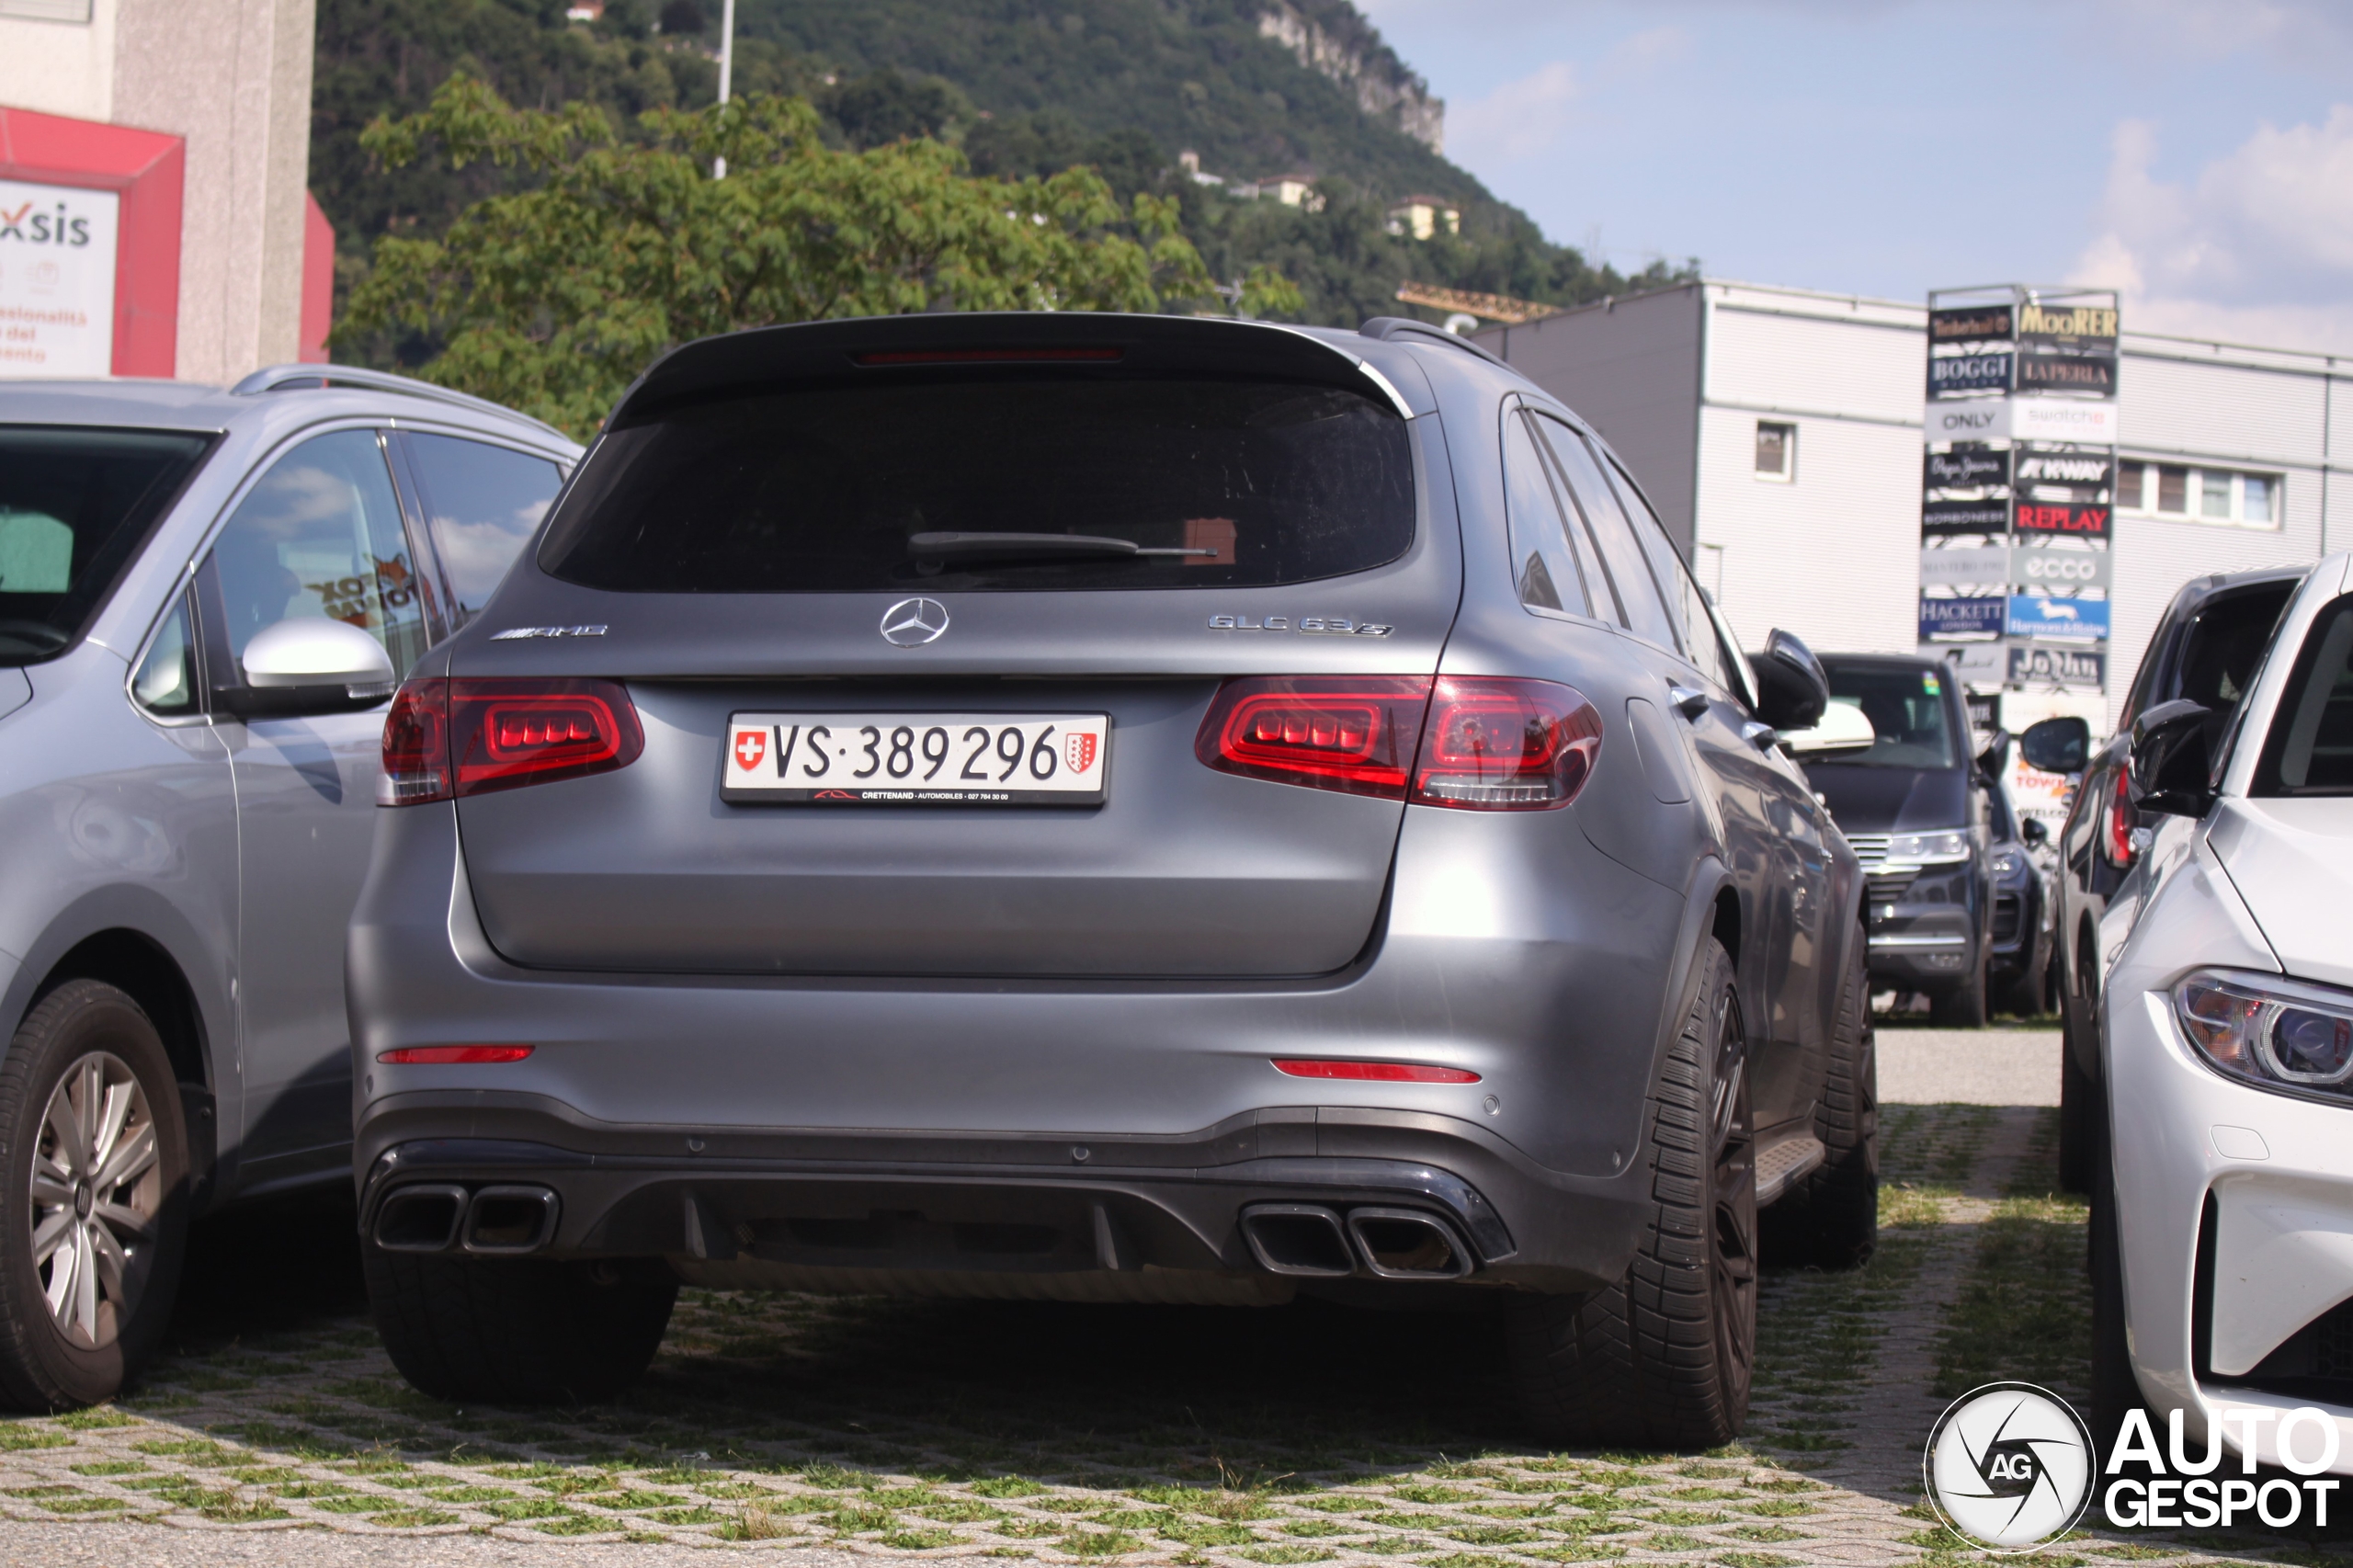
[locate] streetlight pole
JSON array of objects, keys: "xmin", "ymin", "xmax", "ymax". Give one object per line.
[{"xmin": 713, "ymin": 0, "xmax": 735, "ymax": 179}]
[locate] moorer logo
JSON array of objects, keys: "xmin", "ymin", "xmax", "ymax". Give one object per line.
[
  {"xmin": 2103, "ymin": 1406, "xmax": 2343, "ymax": 1530},
  {"xmin": 1925, "ymin": 1383, "xmax": 2094, "ymax": 1551}
]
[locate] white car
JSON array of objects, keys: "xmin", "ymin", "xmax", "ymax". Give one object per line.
[{"xmin": 2096, "ymin": 550, "xmax": 2353, "ymax": 1472}]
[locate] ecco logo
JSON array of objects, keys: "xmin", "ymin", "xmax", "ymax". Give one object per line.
[{"xmin": 2020, "ymin": 554, "xmax": 2101, "ymax": 583}]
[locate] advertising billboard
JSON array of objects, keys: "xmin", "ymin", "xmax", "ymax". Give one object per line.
[
  {"xmin": 2006, "ymin": 595, "xmax": 2109, "ymax": 642},
  {"xmin": 0, "ymin": 179, "xmax": 119, "ymax": 376},
  {"xmin": 1920, "ymin": 596, "xmax": 2008, "ymax": 640}
]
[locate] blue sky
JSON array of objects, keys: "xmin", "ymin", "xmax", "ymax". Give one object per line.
[{"xmin": 1353, "ymin": 0, "xmax": 2353, "ymax": 353}]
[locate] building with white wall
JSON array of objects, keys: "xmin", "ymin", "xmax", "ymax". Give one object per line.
[
  {"xmin": 0, "ymin": 0, "xmax": 324, "ymax": 383},
  {"xmin": 1478, "ymin": 279, "xmax": 2350, "ymax": 731}
]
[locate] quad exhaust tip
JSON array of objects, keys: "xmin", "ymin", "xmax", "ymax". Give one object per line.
[
  {"xmin": 1239, "ymin": 1202, "xmax": 1475, "ymax": 1279},
  {"xmin": 373, "ymin": 1183, "xmax": 560, "ymax": 1255}
]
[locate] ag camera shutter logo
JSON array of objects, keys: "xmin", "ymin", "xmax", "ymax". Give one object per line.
[{"xmin": 1924, "ymin": 1382, "xmax": 2093, "ymax": 1551}]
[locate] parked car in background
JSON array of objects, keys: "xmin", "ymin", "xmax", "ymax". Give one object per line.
[
  {"xmin": 1810, "ymin": 653, "xmax": 2003, "ymax": 1025},
  {"xmin": 2023, "ymin": 563, "xmax": 2305, "ymax": 1189},
  {"xmin": 1984, "ymin": 749, "xmax": 2055, "ymax": 1018},
  {"xmin": 2089, "ymin": 552, "xmax": 2353, "ymax": 1471},
  {"xmin": 347, "ymin": 312, "xmax": 1873, "ymax": 1448},
  {"xmin": 0, "ymin": 368, "xmax": 576, "ymax": 1408}
]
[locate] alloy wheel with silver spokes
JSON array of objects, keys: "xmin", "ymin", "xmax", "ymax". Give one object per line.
[{"xmin": 30, "ymin": 1052, "xmax": 161, "ymax": 1350}]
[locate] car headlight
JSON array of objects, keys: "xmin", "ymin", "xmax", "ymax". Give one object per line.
[
  {"xmin": 2175, "ymin": 970, "xmax": 2353, "ymax": 1094},
  {"xmin": 1885, "ymin": 830, "xmax": 1972, "ymax": 867}
]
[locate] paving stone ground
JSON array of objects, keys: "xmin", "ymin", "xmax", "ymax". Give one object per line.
[{"xmin": 0, "ymin": 1039, "xmax": 2340, "ymax": 1565}]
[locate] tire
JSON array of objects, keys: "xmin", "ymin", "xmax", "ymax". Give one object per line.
[
  {"xmin": 1506, "ymin": 937, "xmax": 1756, "ymax": 1449},
  {"xmin": 1761, "ymin": 930, "xmax": 1878, "ymax": 1269},
  {"xmin": 1997, "ymin": 962, "xmax": 2043, "ymax": 1020},
  {"xmin": 1930, "ymin": 951, "xmax": 1989, "ymax": 1028},
  {"xmin": 2087, "ymin": 1091, "xmax": 2145, "ymax": 1470},
  {"xmin": 0, "ymin": 980, "xmax": 191, "ymax": 1411},
  {"xmin": 366, "ymin": 1245, "xmax": 677, "ymax": 1405},
  {"xmin": 2057, "ymin": 1033, "xmax": 2094, "ymax": 1195}
]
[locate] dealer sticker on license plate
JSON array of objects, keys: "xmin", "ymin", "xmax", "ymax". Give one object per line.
[{"xmin": 722, "ymin": 713, "xmax": 1110, "ymax": 804}]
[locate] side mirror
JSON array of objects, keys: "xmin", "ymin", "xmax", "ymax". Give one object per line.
[
  {"xmin": 1781, "ymin": 701, "xmax": 1876, "ymax": 756},
  {"xmin": 2130, "ymin": 699, "xmax": 2214, "ymax": 818},
  {"xmin": 1974, "ymin": 730, "xmax": 2014, "ymax": 788},
  {"xmin": 1747, "ymin": 629, "xmax": 1830, "ymax": 733},
  {"xmin": 2019, "ymin": 715, "xmax": 2091, "ymax": 775},
  {"xmin": 2021, "ymin": 816, "xmax": 2051, "ymax": 847},
  {"xmin": 217, "ymin": 618, "xmax": 396, "ymax": 719}
]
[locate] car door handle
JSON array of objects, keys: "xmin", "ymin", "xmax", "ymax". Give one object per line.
[{"xmin": 1666, "ymin": 685, "xmax": 1710, "ymax": 720}]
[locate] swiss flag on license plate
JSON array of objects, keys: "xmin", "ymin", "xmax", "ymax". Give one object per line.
[{"xmin": 733, "ymin": 729, "xmax": 767, "ymax": 771}]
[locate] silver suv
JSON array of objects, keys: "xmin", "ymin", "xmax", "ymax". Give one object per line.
[
  {"xmin": 348, "ymin": 314, "xmax": 1872, "ymax": 1446},
  {"xmin": 0, "ymin": 368, "xmax": 577, "ymax": 1407}
]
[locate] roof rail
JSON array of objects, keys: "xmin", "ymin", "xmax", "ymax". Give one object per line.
[
  {"xmin": 228, "ymin": 363, "xmax": 574, "ymax": 444},
  {"xmin": 1358, "ymin": 316, "xmax": 1512, "ymax": 370}
]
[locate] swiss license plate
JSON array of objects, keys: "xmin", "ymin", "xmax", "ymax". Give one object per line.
[{"xmin": 722, "ymin": 713, "xmax": 1110, "ymax": 804}]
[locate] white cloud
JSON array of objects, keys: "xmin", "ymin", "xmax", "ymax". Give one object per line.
[
  {"xmin": 1447, "ymin": 28, "xmax": 1689, "ymax": 167},
  {"xmin": 2070, "ymin": 108, "xmax": 2353, "ymax": 354}
]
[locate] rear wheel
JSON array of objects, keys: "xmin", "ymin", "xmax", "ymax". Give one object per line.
[
  {"xmin": 0, "ymin": 981, "xmax": 190, "ymax": 1411},
  {"xmin": 1762, "ymin": 930, "xmax": 1877, "ymax": 1269},
  {"xmin": 1506, "ymin": 937, "xmax": 1756, "ymax": 1449},
  {"xmin": 1930, "ymin": 950, "xmax": 1988, "ymax": 1028},
  {"xmin": 366, "ymin": 1247, "xmax": 677, "ymax": 1405}
]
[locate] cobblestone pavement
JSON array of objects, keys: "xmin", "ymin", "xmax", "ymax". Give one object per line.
[{"xmin": 0, "ymin": 1075, "xmax": 2335, "ymax": 1565}]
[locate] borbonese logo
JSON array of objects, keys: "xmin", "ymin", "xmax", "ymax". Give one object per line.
[
  {"xmin": 1925, "ymin": 1382, "xmax": 2094, "ymax": 1552},
  {"xmin": 880, "ymin": 597, "xmax": 949, "ymax": 647}
]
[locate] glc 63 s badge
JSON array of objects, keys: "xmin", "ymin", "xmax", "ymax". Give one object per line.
[{"xmin": 1208, "ymin": 614, "xmax": 1392, "ymax": 636}]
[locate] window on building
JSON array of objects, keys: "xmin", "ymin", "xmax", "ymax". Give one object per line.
[
  {"xmin": 2120, "ymin": 461, "xmax": 2282, "ymax": 529},
  {"xmin": 1755, "ymin": 421, "xmax": 1795, "ymax": 482}
]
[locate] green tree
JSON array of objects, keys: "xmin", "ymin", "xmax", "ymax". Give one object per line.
[{"xmin": 336, "ymin": 75, "xmax": 1255, "ymax": 437}]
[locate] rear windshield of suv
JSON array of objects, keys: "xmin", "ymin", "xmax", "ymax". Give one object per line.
[
  {"xmin": 537, "ymin": 378, "xmax": 1414, "ymax": 593},
  {"xmin": 0, "ymin": 426, "xmax": 214, "ymax": 665},
  {"xmin": 1819, "ymin": 663, "xmax": 1960, "ymax": 770}
]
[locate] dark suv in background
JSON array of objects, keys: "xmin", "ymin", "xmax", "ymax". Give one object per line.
[
  {"xmin": 1812, "ymin": 654, "xmax": 2005, "ymax": 1026},
  {"xmin": 2020, "ymin": 563, "xmax": 2306, "ymax": 1189},
  {"xmin": 347, "ymin": 312, "xmax": 1875, "ymax": 1449}
]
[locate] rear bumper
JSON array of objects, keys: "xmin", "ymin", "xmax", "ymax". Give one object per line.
[{"xmin": 354, "ymin": 1095, "xmax": 1646, "ymax": 1296}]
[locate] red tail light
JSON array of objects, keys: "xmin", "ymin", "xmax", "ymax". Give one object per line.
[
  {"xmin": 376, "ymin": 1045, "xmax": 534, "ymax": 1064},
  {"xmin": 379, "ymin": 677, "xmax": 642, "ymax": 805},
  {"xmin": 2104, "ymin": 762, "xmax": 2136, "ymax": 867},
  {"xmin": 1196, "ymin": 676, "xmax": 1432, "ymax": 797},
  {"xmin": 1196, "ymin": 675, "xmax": 1604, "ymax": 810},
  {"xmin": 1273, "ymin": 1058, "xmax": 1481, "ymax": 1084},
  {"xmin": 1412, "ymin": 676, "xmax": 1603, "ymax": 810}
]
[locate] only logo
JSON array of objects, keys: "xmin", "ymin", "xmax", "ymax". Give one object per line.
[
  {"xmin": 1925, "ymin": 1382, "xmax": 2093, "ymax": 1551},
  {"xmin": 1064, "ymin": 733, "xmax": 1098, "ymax": 775},
  {"xmin": 733, "ymin": 729, "xmax": 767, "ymax": 772},
  {"xmin": 880, "ymin": 597, "xmax": 950, "ymax": 648}
]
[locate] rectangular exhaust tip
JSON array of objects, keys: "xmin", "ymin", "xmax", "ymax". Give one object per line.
[
  {"xmin": 1346, "ymin": 1207, "xmax": 1474, "ymax": 1279},
  {"xmin": 462, "ymin": 1186, "xmax": 561, "ymax": 1254},
  {"xmin": 1239, "ymin": 1203, "xmax": 1356, "ymax": 1277},
  {"xmin": 374, "ymin": 1184, "xmax": 468, "ymax": 1253}
]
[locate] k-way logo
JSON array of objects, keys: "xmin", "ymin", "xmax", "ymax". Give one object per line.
[
  {"xmin": 0, "ymin": 199, "xmax": 95, "ymax": 246},
  {"xmin": 2016, "ymin": 451, "xmax": 2113, "ymax": 485}
]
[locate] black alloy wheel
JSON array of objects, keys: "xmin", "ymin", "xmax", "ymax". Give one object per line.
[{"xmin": 1707, "ymin": 982, "xmax": 1759, "ymax": 1424}]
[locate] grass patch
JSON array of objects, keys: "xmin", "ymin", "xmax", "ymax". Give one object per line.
[
  {"xmin": 70, "ymin": 1460, "xmax": 148, "ymax": 1476},
  {"xmin": 369, "ymin": 1507, "xmax": 460, "ymax": 1528}
]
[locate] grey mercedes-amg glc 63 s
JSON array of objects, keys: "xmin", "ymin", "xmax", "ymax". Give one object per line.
[{"xmin": 347, "ymin": 312, "xmax": 1874, "ymax": 1446}]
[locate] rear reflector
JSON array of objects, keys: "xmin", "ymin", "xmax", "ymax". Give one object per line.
[
  {"xmin": 1272, "ymin": 1058, "xmax": 1481, "ymax": 1084},
  {"xmin": 376, "ymin": 1045, "xmax": 535, "ymax": 1064},
  {"xmin": 1195, "ymin": 675, "xmax": 1602, "ymax": 810},
  {"xmin": 381, "ymin": 677, "xmax": 643, "ymax": 804},
  {"xmin": 854, "ymin": 347, "xmax": 1123, "ymax": 366}
]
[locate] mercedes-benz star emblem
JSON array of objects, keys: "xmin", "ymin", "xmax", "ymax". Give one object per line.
[{"xmin": 880, "ymin": 597, "xmax": 950, "ymax": 648}]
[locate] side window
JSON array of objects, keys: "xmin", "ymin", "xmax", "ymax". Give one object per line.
[
  {"xmin": 1502, "ymin": 410, "xmax": 1590, "ymax": 617},
  {"xmin": 402, "ymin": 434, "xmax": 564, "ymax": 626},
  {"xmin": 202, "ymin": 430, "xmax": 429, "ymax": 690},
  {"xmin": 1532, "ymin": 415, "xmax": 1680, "ymax": 652},
  {"xmin": 1606, "ymin": 455, "xmax": 1713, "ymax": 672},
  {"xmin": 131, "ymin": 589, "xmax": 199, "ymax": 716}
]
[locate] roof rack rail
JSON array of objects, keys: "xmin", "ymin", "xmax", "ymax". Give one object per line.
[
  {"xmin": 228, "ymin": 363, "xmax": 573, "ymax": 444},
  {"xmin": 1358, "ymin": 316, "xmax": 1512, "ymax": 370}
]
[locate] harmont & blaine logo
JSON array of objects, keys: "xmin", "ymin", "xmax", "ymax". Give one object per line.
[
  {"xmin": 880, "ymin": 597, "xmax": 950, "ymax": 647},
  {"xmin": 1924, "ymin": 1382, "xmax": 2094, "ymax": 1551}
]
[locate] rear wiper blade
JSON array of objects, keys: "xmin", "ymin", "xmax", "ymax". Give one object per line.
[{"xmin": 906, "ymin": 531, "xmax": 1213, "ymax": 562}]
